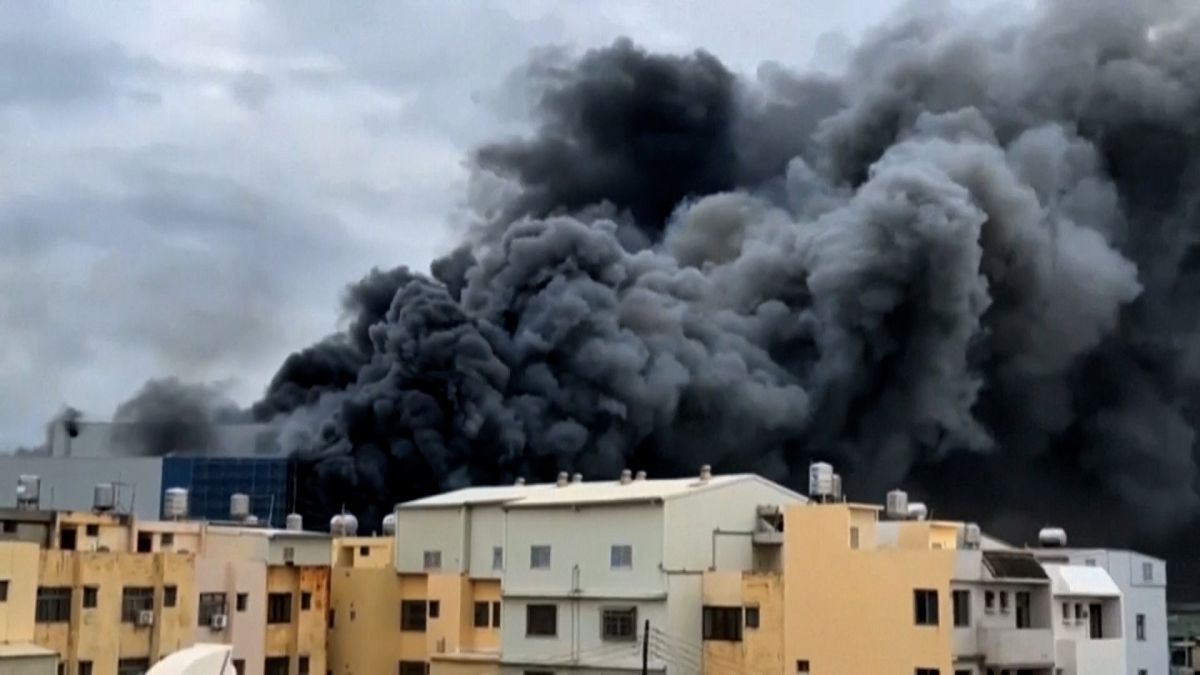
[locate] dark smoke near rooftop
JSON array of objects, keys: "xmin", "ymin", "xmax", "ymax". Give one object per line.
[{"xmin": 100, "ymin": 0, "xmax": 1200, "ymax": 595}]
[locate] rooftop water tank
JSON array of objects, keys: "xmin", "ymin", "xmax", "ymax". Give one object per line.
[
  {"xmin": 164, "ymin": 487, "xmax": 189, "ymax": 520},
  {"xmin": 342, "ymin": 513, "xmax": 359, "ymax": 536},
  {"xmin": 229, "ymin": 493, "xmax": 251, "ymax": 521},
  {"xmin": 885, "ymin": 490, "xmax": 909, "ymax": 520},
  {"xmin": 1038, "ymin": 526, "xmax": 1068, "ymax": 548},
  {"xmin": 93, "ymin": 483, "xmax": 116, "ymax": 512},
  {"xmin": 808, "ymin": 462, "xmax": 834, "ymax": 499},
  {"xmin": 16, "ymin": 475, "xmax": 40, "ymax": 509},
  {"xmin": 285, "ymin": 513, "xmax": 303, "ymax": 532},
  {"xmin": 382, "ymin": 513, "xmax": 397, "ymax": 536}
]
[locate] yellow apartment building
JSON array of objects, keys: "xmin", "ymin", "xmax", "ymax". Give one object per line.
[
  {"xmin": 702, "ymin": 498, "xmax": 1057, "ymax": 675},
  {"xmin": 327, "ymin": 530, "xmax": 501, "ymax": 675},
  {"xmin": 0, "ymin": 540, "xmax": 57, "ymax": 675}
]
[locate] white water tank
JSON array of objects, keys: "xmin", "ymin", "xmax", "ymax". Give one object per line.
[
  {"xmin": 831, "ymin": 473, "xmax": 843, "ymax": 500},
  {"xmin": 1038, "ymin": 526, "xmax": 1068, "ymax": 548},
  {"xmin": 229, "ymin": 493, "xmax": 251, "ymax": 521},
  {"xmin": 329, "ymin": 515, "xmax": 345, "ymax": 536},
  {"xmin": 285, "ymin": 513, "xmax": 303, "ymax": 532},
  {"xmin": 163, "ymin": 488, "xmax": 189, "ymax": 520},
  {"xmin": 808, "ymin": 462, "xmax": 834, "ymax": 498},
  {"xmin": 93, "ymin": 483, "xmax": 116, "ymax": 512},
  {"xmin": 886, "ymin": 490, "xmax": 909, "ymax": 520},
  {"xmin": 16, "ymin": 475, "xmax": 40, "ymax": 509},
  {"xmin": 555, "ymin": 472, "xmax": 569, "ymax": 487},
  {"xmin": 382, "ymin": 513, "xmax": 397, "ymax": 536},
  {"xmin": 342, "ymin": 513, "xmax": 359, "ymax": 536},
  {"xmin": 962, "ymin": 523, "xmax": 982, "ymax": 549}
]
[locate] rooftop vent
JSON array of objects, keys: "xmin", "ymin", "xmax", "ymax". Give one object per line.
[
  {"xmin": 699, "ymin": 465, "xmax": 712, "ymax": 483},
  {"xmin": 1038, "ymin": 526, "xmax": 1067, "ymax": 548},
  {"xmin": 556, "ymin": 472, "xmax": 569, "ymax": 487},
  {"xmin": 906, "ymin": 502, "xmax": 928, "ymax": 521},
  {"xmin": 619, "ymin": 469, "xmax": 632, "ymax": 485}
]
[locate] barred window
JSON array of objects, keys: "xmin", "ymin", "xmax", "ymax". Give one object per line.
[
  {"xmin": 36, "ymin": 587, "xmax": 71, "ymax": 623},
  {"xmin": 267, "ymin": 593, "xmax": 292, "ymax": 624},
  {"xmin": 198, "ymin": 593, "xmax": 228, "ymax": 625},
  {"xmin": 601, "ymin": 607, "xmax": 637, "ymax": 641},
  {"xmin": 121, "ymin": 587, "xmax": 154, "ymax": 623}
]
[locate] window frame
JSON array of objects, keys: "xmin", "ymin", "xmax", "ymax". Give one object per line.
[
  {"xmin": 198, "ymin": 592, "xmax": 228, "ymax": 626},
  {"xmin": 422, "ymin": 550, "xmax": 442, "ymax": 570},
  {"xmin": 525, "ymin": 603, "xmax": 558, "ymax": 637},
  {"xmin": 267, "ymin": 592, "xmax": 293, "ymax": 624},
  {"xmin": 474, "ymin": 601, "xmax": 489, "ymax": 628},
  {"xmin": 120, "ymin": 586, "xmax": 154, "ymax": 623},
  {"xmin": 36, "ymin": 587, "xmax": 72, "ymax": 623},
  {"xmin": 400, "ymin": 599, "xmax": 428, "ymax": 632},
  {"xmin": 530, "ymin": 545, "xmax": 551, "ymax": 570},
  {"xmin": 601, "ymin": 606, "xmax": 638, "ymax": 642},
  {"xmin": 702, "ymin": 606, "xmax": 743, "ymax": 642},
  {"xmin": 914, "ymin": 589, "xmax": 939, "ymax": 627},
  {"xmin": 610, "ymin": 544, "xmax": 633, "ymax": 569},
  {"xmin": 952, "ymin": 589, "xmax": 970, "ymax": 627}
]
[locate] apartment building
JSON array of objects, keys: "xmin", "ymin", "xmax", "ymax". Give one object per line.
[
  {"xmin": 327, "ymin": 532, "xmax": 407, "ymax": 675},
  {"xmin": 0, "ymin": 478, "xmax": 329, "ymax": 675},
  {"xmin": 1033, "ymin": 546, "xmax": 1168, "ymax": 675},
  {"xmin": 699, "ymin": 489, "xmax": 1139, "ymax": 675},
  {"xmin": 0, "ymin": 541, "xmax": 57, "ymax": 675},
  {"xmin": 394, "ymin": 468, "xmax": 806, "ymax": 675}
]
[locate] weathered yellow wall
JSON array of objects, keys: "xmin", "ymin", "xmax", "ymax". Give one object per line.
[
  {"xmin": 429, "ymin": 659, "xmax": 500, "ymax": 675},
  {"xmin": 264, "ymin": 565, "xmax": 328, "ymax": 675},
  {"xmin": 0, "ymin": 543, "xmax": 40, "ymax": 643},
  {"xmin": 331, "ymin": 537, "xmax": 394, "ymax": 570},
  {"xmin": 467, "ymin": 580, "xmax": 500, "ymax": 652},
  {"xmin": 783, "ymin": 504, "xmax": 956, "ymax": 674},
  {"xmin": 35, "ymin": 550, "xmax": 195, "ymax": 675},
  {"xmin": 427, "ymin": 573, "xmax": 468, "ymax": 656},
  {"xmin": 328, "ymin": 567, "xmax": 409, "ymax": 675},
  {"xmin": 701, "ymin": 571, "xmax": 783, "ymax": 675}
]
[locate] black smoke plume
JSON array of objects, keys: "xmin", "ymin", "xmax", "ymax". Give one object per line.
[
  {"xmin": 114, "ymin": 378, "xmax": 247, "ymax": 455},
  {"xmin": 95, "ymin": 1, "xmax": 1200, "ymax": 592}
]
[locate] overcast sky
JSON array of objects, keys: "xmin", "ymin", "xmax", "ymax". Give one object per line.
[{"xmin": 0, "ymin": 0, "xmax": 958, "ymax": 450}]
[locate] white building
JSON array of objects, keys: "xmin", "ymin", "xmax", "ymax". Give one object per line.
[
  {"xmin": 1044, "ymin": 563, "xmax": 1127, "ymax": 674},
  {"xmin": 394, "ymin": 469, "xmax": 806, "ymax": 674},
  {"xmin": 1033, "ymin": 547, "xmax": 1168, "ymax": 675}
]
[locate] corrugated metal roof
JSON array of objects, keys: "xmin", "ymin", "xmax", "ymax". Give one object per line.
[
  {"xmin": 400, "ymin": 474, "xmax": 803, "ymax": 509},
  {"xmin": 1045, "ymin": 564, "xmax": 1122, "ymax": 597},
  {"xmin": 983, "ymin": 551, "xmax": 1050, "ymax": 580}
]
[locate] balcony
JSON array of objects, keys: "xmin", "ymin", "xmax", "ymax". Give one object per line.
[{"xmin": 977, "ymin": 627, "xmax": 1055, "ymax": 667}]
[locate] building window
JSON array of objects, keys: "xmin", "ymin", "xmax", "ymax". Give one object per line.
[
  {"xmin": 849, "ymin": 525, "xmax": 860, "ymax": 549},
  {"xmin": 81, "ymin": 585, "xmax": 98, "ymax": 608},
  {"xmin": 1137, "ymin": 613, "xmax": 1146, "ymax": 640},
  {"xmin": 530, "ymin": 545, "xmax": 551, "ymax": 569},
  {"xmin": 492, "ymin": 546, "xmax": 503, "ymax": 570},
  {"xmin": 37, "ymin": 587, "xmax": 71, "ymax": 622},
  {"xmin": 422, "ymin": 550, "xmax": 441, "ymax": 570},
  {"xmin": 1062, "ymin": 602, "xmax": 1070, "ymax": 623},
  {"xmin": 745, "ymin": 606, "xmax": 760, "ymax": 629},
  {"xmin": 298, "ymin": 656, "xmax": 309, "ymax": 675},
  {"xmin": 121, "ymin": 587, "xmax": 154, "ymax": 623},
  {"xmin": 232, "ymin": 660, "xmax": 244, "ymax": 675},
  {"xmin": 428, "ymin": 600, "xmax": 440, "ymax": 619},
  {"xmin": 163, "ymin": 585, "xmax": 177, "ymax": 608},
  {"xmin": 264, "ymin": 657, "xmax": 288, "ymax": 675},
  {"xmin": 703, "ymin": 606, "xmax": 743, "ymax": 641},
  {"xmin": 474, "ymin": 602, "xmax": 489, "ymax": 628},
  {"xmin": 1074, "ymin": 603, "xmax": 1084, "ymax": 622},
  {"xmin": 301, "ymin": 592, "xmax": 312, "ymax": 611},
  {"xmin": 984, "ymin": 590, "xmax": 995, "ymax": 613},
  {"xmin": 60, "ymin": 527, "xmax": 77, "ymax": 550},
  {"xmin": 602, "ymin": 607, "xmax": 637, "ymax": 641},
  {"xmin": 199, "ymin": 593, "xmax": 228, "ymax": 625},
  {"xmin": 117, "ymin": 659, "xmax": 150, "ymax": 675},
  {"xmin": 915, "ymin": 670, "xmax": 940, "ymax": 675},
  {"xmin": 267, "ymin": 593, "xmax": 293, "ymax": 624},
  {"xmin": 328, "ymin": 609, "xmax": 335, "ymax": 629},
  {"xmin": 137, "ymin": 532, "xmax": 152, "ymax": 553},
  {"xmin": 0, "ymin": 580, "xmax": 7, "ymax": 602},
  {"xmin": 492, "ymin": 601, "xmax": 501, "ymax": 628},
  {"xmin": 236, "ymin": 593, "xmax": 248, "ymax": 611},
  {"xmin": 796, "ymin": 661, "xmax": 810, "ymax": 674},
  {"xmin": 914, "ymin": 589, "xmax": 939, "ymax": 626},
  {"xmin": 952, "ymin": 590, "xmax": 970, "ymax": 627},
  {"xmin": 401, "ymin": 600, "xmax": 427, "ymax": 632},
  {"xmin": 359, "ymin": 546, "xmax": 370, "ymax": 557},
  {"xmin": 610, "ymin": 544, "xmax": 633, "ymax": 569},
  {"xmin": 999, "ymin": 591, "xmax": 1009, "ymax": 613},
  {"xmin": 1143, "ymin": 562, "xmax": 1153, "ymax": 582},
  {"xmin": 79, "ymin": 662, "xmax": 93, "ymax": 675},
  {"xmin": 86, "ymin": 524, "xmax": 99, "ymax": 536},
  {"xmin": 398, "ymin": 663, "xmax": 428, "ymax": 675},
  {"xmin": 1015, "ymin": 591, "xmax": 1031, "ymax": 629},
  {"xmin": 526, "ymin": 604, "xmax": 557, "ymax": 637},
  {"xmin": 161, "ymin": 533, "xmax": 174, "ymax": 547}
]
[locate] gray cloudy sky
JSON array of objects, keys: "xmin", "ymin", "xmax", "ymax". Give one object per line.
[{"xmin": 0, "ymin": 0, "xmax": 937, "ymax": 449}]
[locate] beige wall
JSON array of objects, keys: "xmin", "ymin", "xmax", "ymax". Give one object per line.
[
  {"xmin": 783, "ymin": 504, "xmax": 957, "ymax": 674},
  {"xmin": 702, "ymin": 571, "xmax": 783, "ymax": 675},
  {"xmin": 35, "ymin": 549, "xmax": 196, "ymax": 675},
  {"xmin": 263, "ymin": 565, "xmax": 328, "ymax": 675},
  {"xmin": 332, "ymin": 538, "xmax": 393, "ymax": 570},
  {"xmin": 0, "ymin": 543, "xmax": 40, "ymax": 644},
  {"xmin": 329, "ymin": 567, "xmax": 409, "ymax": 675},
  {"xmin": 194, "ymin": 555, "xmax": 266, "ymax": 675}
]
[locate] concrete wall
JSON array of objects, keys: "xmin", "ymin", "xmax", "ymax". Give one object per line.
[
  {"xmin": 783, "ymin": 503, "xmax": 957, "ymax": 673},
  {"xmin": 0, "ymin": 457, "xmax": 163, "ymax": 519},
  {"xmin": 499, "ymin": 597, "xmax": 663, "ymax": 671},
  {"xmin": 502, "ymin": 503, "xmax": 664, "ymax": 597},
  {"xmin": 263, "ymin": 565, "xmax": 328, "ymax": 675},
  {"xmin": 194, "ymin": 555, "xmax": 266, "ymax": 675},
  {"xmin": 1069, "ymin": 550, "xmax": 1169, "ymax": 675},
  {"xmin": 467, "ymin": 508, "xmax": 504, "ymax": 578},
  {"xmin": 328, "ymin": 567, "xmax": 409, "ymax": 675},
  {"xmin": 662, "ymin": 478, "xmax": 804, "ymax": 573},
  {"xmin": 396, "ymin": 508, "xmax": 464, "ymax": 574},
  {"xmin": 702, "ymin": 571, "xmax": 783, "ymax": 675},
  {"xmin": 0, "ymin": 543, "xmax": 40, "ymax": 643}
]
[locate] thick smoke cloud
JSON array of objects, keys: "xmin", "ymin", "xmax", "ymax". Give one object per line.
[
  {"xmin": 114, "ymin": 378, "xmax": 247, "ymax": 456},
  {"xmin": 91, "ymin": 1, "xmax": 1200, "ymax": 588}
]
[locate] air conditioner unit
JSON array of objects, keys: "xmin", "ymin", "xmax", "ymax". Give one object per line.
[
  {"xmin": 136, "ymin": 610, "xmax": 155, "ymax": 627},
  {"xmin": 209, "ymin": 614, "xmax": 228, "ymax": 630}
]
